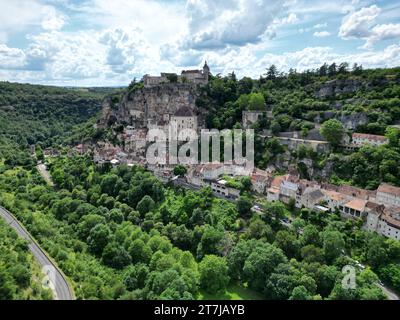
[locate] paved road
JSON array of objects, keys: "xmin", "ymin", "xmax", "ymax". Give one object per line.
[
  {"xmin": 0, "ymin": 206, "xmax": 74, "ymax": 300},
  {"xmin": 377, "ymin": 283, "xmax": 399, "ymax": 300}
]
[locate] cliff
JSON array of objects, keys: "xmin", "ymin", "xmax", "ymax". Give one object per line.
[{"xmin": 98, "ymin": 83, "xmax": 201, "ymax": 128}]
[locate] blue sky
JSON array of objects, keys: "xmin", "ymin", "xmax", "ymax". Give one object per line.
[{"xmin": 0, "ymin": 0, "xmax": 399, "ymax": 86}]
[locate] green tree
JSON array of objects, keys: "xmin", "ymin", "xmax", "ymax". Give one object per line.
[
  {"xmin": 322, "ymin": 230, "xmax": 345, "ymax": 263},
  {"xmin": 289, "ymin": 285, "xmax": 313, "ymax": 300},
  {"xmin": 248, "ymin": 93, "xmax": 265, "ymax": 111},
  {"xmin": 87, "ymin": 224, "xmax": 111, "ymax": 256},
  {"xmin": 173, "ymin": 165, "xmax": 187, "ymax": 177},
  {"xmin": 136, "ymin": 195, "xmax": 155, "ymax": 216},
  {"xmin": 243, "ymin": 243, "xmax": 288, "ymax": 291},
  {"xmin": 102, "ymin": 242, "xmax": 131, "ymax": 269},
  {"xmin": 237, "ymin": 196, "xmax": 252, "ymax": 217},
  {"xmin": 199, "ymin": 255, "xmax": 230, "ymax": 293},
  {"xmin": 320, "ymin": 119, "xmax": 345, "ymax": 146}
]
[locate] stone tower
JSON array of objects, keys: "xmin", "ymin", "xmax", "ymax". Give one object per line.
[{"xmin": 203, "ymin": 61, "xmax": 210, "ymax": 81}]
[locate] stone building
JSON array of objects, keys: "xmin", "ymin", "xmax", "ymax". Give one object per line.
[
  {"xmin": 377, "ymin": 208, "xmax": 400, "ymax": 240},
  {"xmin": 243, "ymin": 111, "xmax": 265, "ymax": 129},
  {"xmin": 351, "ymin": 133, "xmax": 388, "ymax": 147},
  {"xmin": 376, "ymin": 183, "xmax": 400, "ymax": 207},
  {"xmin": 170, "ymin": 106, "xmax": 198, "ymax": 140},
  {"xmin": 301, "ymin": 188, "xmax": 325, "ymax": 209},
  {"xmin": 143, "ymin": 62, "xmax": 210, "ymax": 88}
]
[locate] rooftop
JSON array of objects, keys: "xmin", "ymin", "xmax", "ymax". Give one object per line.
[
  {"xmin": 268, "ymin": 187, "xmax": 280, "ymax": 194},
  {"xmin": 382, "ymin": 209, "xmax": 400, "ymax": 228},
  {"xmin": 323, "ymin": 190, "xmax": 349, "ymax": 202},
  {"xmin": 378, "ymin": 183, "xmax": 400, "ymax": 197},
  {"xmin": 305, "ymin": 188, "xmax": 325, "ymax": 201},
  {"xmin": 352, "ymin": 133, "xmax": 388, "ymax": 142},
  {"xmin": 271, "ymin": 175, "xmax": 288, "ymax": 188},
  {"xmin": 344, "ymin": 198, "xmax": 368, "ymax": 212}
]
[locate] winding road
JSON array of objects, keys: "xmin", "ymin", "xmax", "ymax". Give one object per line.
[{"xmin": 0, "ymin": 206, "xmax": 74, "ymax": 300}]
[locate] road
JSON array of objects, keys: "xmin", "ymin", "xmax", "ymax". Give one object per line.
[
  {"xmin": 377, "ymin": 283, "xmax": 399, "ymax": 300},
  {"xmin": 37, "ymin": 163, "xmax": 54, "ymax": 186},
  {"xmin": 0, "ymin": 206, "xmax": 74, "ymax": 300}
]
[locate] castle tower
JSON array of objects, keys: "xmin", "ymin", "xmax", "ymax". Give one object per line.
[{"xmin": 203, "ymin": 61, "xmax": 210, "ymax": 81}]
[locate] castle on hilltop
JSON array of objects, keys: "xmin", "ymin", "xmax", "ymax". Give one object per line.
[{"xmin": 143, "ymin": 61, "xmax": 210, "ymax": 87}]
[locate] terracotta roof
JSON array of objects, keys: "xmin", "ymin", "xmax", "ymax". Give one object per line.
[
  {"xmin": 251, "ymin": 174, "xmax": 269, "ymax": 182},
  {"xmin": 352, "ymin": 133, "xmax": 387, "ymax": 142},
  {"xmin": 378, "ymin": 183, "xmax": 400, "ymax": 197},
  {"xmin": 323, "ymin": 190, "xmax": 349, "ymax": 202},
  {"xmin": 252, "ymin": 168, "xmax": 270, "ymax": 177},
  {"xmin": 268, "ymin": 187, "xmax": 280, "ymax": 194},
  {"xmin": 381, "ymin": 210, "xmax": 400, "ymax": 228},
  {"xmin": 339, "ymin": 185, "xmax": 374, "ymax": 199},
  {"xmin": 344, "ymin": 199, "xmax": 367, "ymax": 212},
  {"xmin": 271, "ymin": 175, "xmax": 288, "ymax": 188},
  {"xmin": 365, "ymin": 201, "xmax": 385, "ymax": 215}
]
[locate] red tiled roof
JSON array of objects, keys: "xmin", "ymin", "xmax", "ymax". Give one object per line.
[
  {"xmin": 352, "ymin": 133, "xmax": 387, "ymax": 142},
  {"xmin": 378, "ymin": 183, "xmax": 400, "ymax": 197},
  {"xmin": 344, "ymin": 199, "xmax": 367, "ymax": 211}
]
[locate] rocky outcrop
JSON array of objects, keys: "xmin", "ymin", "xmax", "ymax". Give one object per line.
[
  {"xmin": 338, "ymin": 112, "xmax": 368, "ymax": 129},
  {"xmin": 315, "ymin": 79, "xmax": 364, "ymax": 98},
  {"xmin": 98, "ymin": 83, "xmax": 200, "ymax": 128}
]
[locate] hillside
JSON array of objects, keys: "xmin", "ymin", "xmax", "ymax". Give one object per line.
[
  {"xmin": 94, "ymin": 64, "xmax": 400, "ymax": 189},
  {"xmin": 0, "ymin": 218, "xmax": 52, "ymax": 300},
  {"xmin": 195, "ymin": 65, "xmax": 400, "ymax": 189},
  {"xmin": 0, "ymin": 82, "xmax": 120, "ymax": 168}
]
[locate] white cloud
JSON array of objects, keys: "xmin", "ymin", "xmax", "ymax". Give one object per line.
[
  {"xmin": 363, "ymin": 23, "xmax": 400, "ymax": 49},
  {"xmin": 278, "ymin": 13, "xmax": 299, "ymax": 25},
  {"xmin": 184, "ymin": 0, "xmax": 285, "ymax": 49},
  {"xmin": 0, "ymin": 0, "xmax": 65, "ymax": 40},
  {"xmin": 204, "ymin": 43, "xmax": 400, "ymax": 79},
  {"xmin": 0, "ymin": 0, "xmax": 400, "ymax": 86},
  {"xmin": 81, "ymin": 0, "xmax": 187, "ymax": 46},
  {"xmin": 313, "ymin": 31, "xmax": 331, "ymax": 38},
  {"xmin": 100, "ymin": 27, "xmax": 162, "ymax": 75},
  {"xmin": 41, "ymin": 6, "xmax": 66, "ymax": 31},
  {"xmin": 313, "ymin": 23, "xmax": 327, "ymax": 29},
  {"xmin": 0, "ymin": 44, "xmax": 26, "ymax": 69},
  {"xmin": 339, "ymin": 5, "xmax": 400, "ymax": 49},
  {"xmin": 339, "ymin": 5, "xmax": 380, "ymax": 39}
]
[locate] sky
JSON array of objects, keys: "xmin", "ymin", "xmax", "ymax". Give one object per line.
[{"xmin": 0, "ymin": 0, "xmax": 399, "ymax": 86}]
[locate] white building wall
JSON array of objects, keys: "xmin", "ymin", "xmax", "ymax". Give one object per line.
[
  {"xmin": 378, "ymin": 221, "xmax": 400, "ymax": 240},
  {"xmin": 376, "ymin": 192, "xmax": 400, "ymax": 207}
]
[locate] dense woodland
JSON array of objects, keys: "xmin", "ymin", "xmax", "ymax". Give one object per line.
[
  {"xmin": 0, "ymin": 218, "xmax": 52, "ymax": 299},
  {"xmin": 0, "ymin": 156, "xmax": 399, "ymax": 300},
  {"xmin": 0, "ymin": 82, "xmax": 115, "ymax": 168}
]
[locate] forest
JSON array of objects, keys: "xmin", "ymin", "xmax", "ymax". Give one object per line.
[
  {"xmin": 0, "ymin": 155, "xmax": 399, "ymax": 300},
  {"xmin": 0, "ymin": 82, "xmax": 117, "ymax": 168},
  {"xmin": 0, "ymin": 218, "xmax": 52, "ymax": 299}
]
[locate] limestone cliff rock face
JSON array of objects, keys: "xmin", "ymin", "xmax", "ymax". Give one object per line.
[
  {"xmin": 338, "ymin": 112, "xmax": 368, "ymax": 129},
  {"xmin": 315, "ymin": 79, "xmax": 364, "ymax": 98},
  {"xmin": 99, "ymin": 83, "xmax": 200, "ymax": 128}
]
